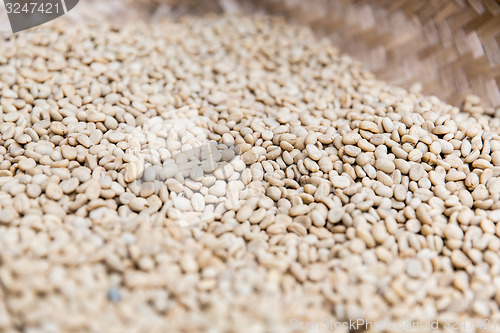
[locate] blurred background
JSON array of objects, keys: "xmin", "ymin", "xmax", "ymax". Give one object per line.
[{"xmin": 4, "ymin": 0, "xmax": 500, "ymax": 109}]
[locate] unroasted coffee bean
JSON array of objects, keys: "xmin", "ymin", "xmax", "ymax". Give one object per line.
[{"xmin": 0, "ymin": 15, "xmax": 498, "ymax": 333}]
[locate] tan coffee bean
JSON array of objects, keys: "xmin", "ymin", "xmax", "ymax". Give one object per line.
[
  {"xmin": 409, "ymin": 164, "xmax": 425, "ymax": 181},
  {"xmin": 60, "ymin": 178, "xmax": 79, "ymax": 194},
  {"xmin": 306, "ymin": 144, "xmax": 322, "ymax": 161},
  {"xmin": 45, "ymin": 182, "xmax": 63, "ymax": 201},
  {"xmin": 375, "ymin": 158, "xmax": 395, "ymax": 174},
  {"xmin": 129, "ymin": 197, "xmax": 148, "ymax": 212},
  {"xmin": 18, "ymin": 158, "xmax": 36, "ymax": 171}
]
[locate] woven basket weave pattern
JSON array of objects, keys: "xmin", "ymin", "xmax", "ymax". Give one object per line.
[{"xmin": 252, "ymin": 0, "xmax": 500, "ymax": 109}]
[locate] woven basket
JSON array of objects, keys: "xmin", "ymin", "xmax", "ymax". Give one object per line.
[{"xmin": 72, "ymin": 0, "xmax": 500, "ymax": 109}]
